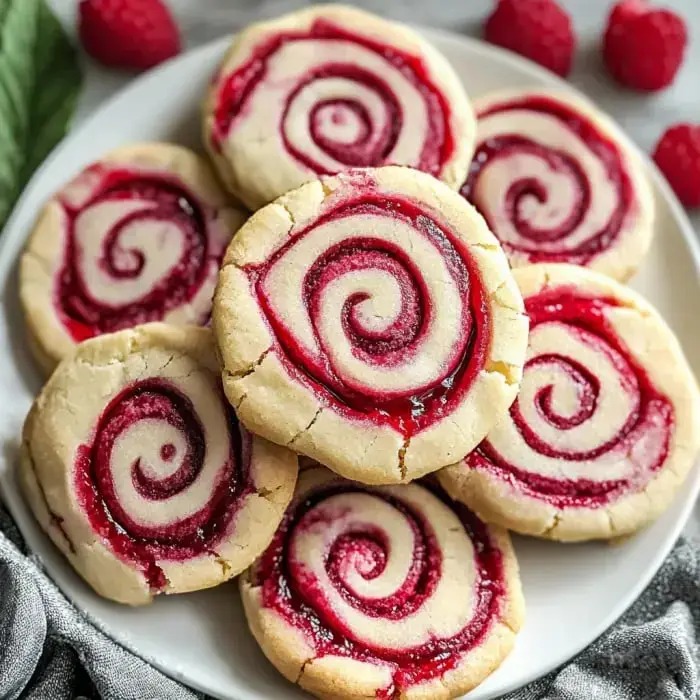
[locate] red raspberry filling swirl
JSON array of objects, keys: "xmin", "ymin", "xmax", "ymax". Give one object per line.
[
  {"xmin": 74, "ymin": 379, "xmax": 252, "ymax": 591},
  {"xmin": 252, "ymin": 481, "xmax": 506, "ymax": 696},
  {"xmin": 460, "ymin": 96, "xmax": 635, "ymax": 264},
  {"xmin": 56, "ymin": 168, "xmax": 218, "ymax": 342},
  {"xmin": 212, "ymin": 19, "xmax": 455, "ymax": 176},
  {"xmin": 467, "ymin": 288, "xmax": 673, "ymax": 508},
  {"xmin": 245, "ymin": 194, "xmax": 490, "ymax": 437}
]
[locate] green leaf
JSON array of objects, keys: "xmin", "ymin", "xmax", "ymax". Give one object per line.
[{"xmin": 0, "ymin": 0, "xmax": 82, "ymax": 227}]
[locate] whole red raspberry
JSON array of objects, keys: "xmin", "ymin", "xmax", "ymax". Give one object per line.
[
  {"xmin": 603, "ymin": 0, "xmax": 687, "ymax": 91},
  {"xmin": 653, "ymin": 125, "xmax": 700, "ymax": 207},
  {"xmin": 79, "ymin": 0, "xmax": 181, "ymax": 71},
  {"xmin": 484, "ymin": 0, "xmax": 575, "ymax": 77}
]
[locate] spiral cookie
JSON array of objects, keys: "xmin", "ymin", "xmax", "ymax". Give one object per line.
[
  {"xmin": 460, "ymin": 89, "xmax": 655, "ymax": 281},
  {"xmin": 20, "ymin": 143, "xmax": 246, "ymax": 374},
  {"xmin": 214, "ymin": 166, "xmax": 529, "ymax": 484},
  {"xmin": 439, "ymin": 264, "xmax": 700, "ymax": 541},
  {"xmin": 241, "ymin": 467, "xmax": 523, "ymax": 700},
  {"xmin": 203, "ymin": 5, "xmax": 473, "ymax": 210},
  {"xmin": 19, "ymin": 324, "xmax": 298, "ymax": 604}
]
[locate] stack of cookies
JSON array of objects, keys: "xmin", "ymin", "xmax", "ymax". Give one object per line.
[{"xmin": 17, "ymin": 5, "xmax": 700, "ymax": 700}]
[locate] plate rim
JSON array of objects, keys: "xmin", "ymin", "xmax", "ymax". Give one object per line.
[{"xmin": 1, "ymin": 27, "xmax": 699, "ymax": 700}]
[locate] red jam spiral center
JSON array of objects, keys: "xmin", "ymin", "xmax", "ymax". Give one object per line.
[
  {"xmin": 74, "ymin": 379, "xmax": 251, "ymax": 590},
  {"xmin": 56, "ymin": 169, "xmax": 215, "ymax": 342},
  {"xmin": 460, "ymin": 96, "xmax": 635, "ymax": 264},
  {"xmin": 248, "ymin": 194, "xmax": 490, "ymax": 437},
  {"xmin": 212, "ymin": 19, "xmax": 454, "ymax": 176},
  {"xmin": 467, "ymin": 289, "xmax": 673, "ymax": 507},
  {"xmin": 255, "ymin": 482, "xmax": 505, "ymax": 695}
]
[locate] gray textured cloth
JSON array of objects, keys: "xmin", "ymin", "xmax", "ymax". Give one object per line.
[
  {"xmin": 1, "ymin": 491, "xmax": 697, "ymax": 700},
  {"xmin": 0, "ymin": 504, "xmax": 200, "ymax": 700}
]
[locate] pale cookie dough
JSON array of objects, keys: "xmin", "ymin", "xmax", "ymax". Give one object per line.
[
  {"xmin": 240, "ymin": 466, "xmax": 524, "ymax": 700},
  {"xmin": 439, "ymin": 263, "xmax": 700, "ymax": 542},
  {"xmin": 460, "ymin": 89, "xmax": 655, "ymax": 281},
  {"xmin": 20, "ymin": 323, "xmax": 298, "ymax": 605},
  {"xmin": 20, "ymin": 142, "xmax": 246, "ymax": 375},
  {"xmin": 203, "ymin": 4, "xmax": 474, "ymax": 210},
  {"xmin": 213, "ymin": 166, "xmax": 529, "ymax": 485}
]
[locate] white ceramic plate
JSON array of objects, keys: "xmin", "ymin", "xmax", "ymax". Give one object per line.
[{"xmin": 1, "ymin": 28, "xmax": 699, "ymax": 700}]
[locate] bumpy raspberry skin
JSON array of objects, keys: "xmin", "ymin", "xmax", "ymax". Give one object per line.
[
  {"xmin": 78, "ymin": 0, "xmax": 181, "ymax": 71},
  {"xmin": 653, "ymin": 124, "xmax": 700, "ymax": 207},
  {"xmin": 484, "ymin": 0, "xmax": 575, "ymax": 77},
  {"xmin": 603, "ymin": 0, "xmax": 687, "ymax": 92}
]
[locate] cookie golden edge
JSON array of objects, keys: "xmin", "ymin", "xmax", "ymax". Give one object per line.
[
  {"xmin": 239, "ymin": 468, "xmax": 525, "ymax": 700},
  {"xmin": 213, "ymin": 166, "xmax": 529, "ymax": 485},
  {"xmin": 19, "ymin": 142, "xmax": 247, "ymax": 376},
  {"xmin": 471, "ymin": 87, "xmax": 656, "ymax": 283},
  {"xmin": 202, "ymin": 4, "xmax": 475, "ymax": 211},
  {"xmin": 438, "ymin": 263, "xmax": 700, "ymax": 542},
  {"xmin": 18, "ymin": 322, "xmax": 298, "ymax": 604}
]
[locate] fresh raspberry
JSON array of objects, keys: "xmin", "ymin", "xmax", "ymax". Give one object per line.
[
  {"xmin": 79, "ymin": 0, "xmax": 181, "ymax": 71},
  {"xmin": 603, "ymin": 0, "xmax": 687, "ymax": 91},
  {"xmin": 653, "ymin": 124, "xmax": 700, "ymax": 207},
  {"xmin": 484, "ymin": 0, "xmax": 575, "ymax": 77}
]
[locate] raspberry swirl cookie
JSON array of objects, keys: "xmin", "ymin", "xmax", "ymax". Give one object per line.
[
  {"xmin": 203, "ymin": 5, "xmax": 473, "ymax": 210},
  {"xmin": 460, "ymin": 89, "xmax": 655, "ymax": 281},
  {"xmin": 214, "ymin": 167, "xmax": 529, "ymax": 484},
  {"xmin": 20, "ymin": 143, "xmax": 246, "ymax": 374},
  {"xmin": 439, "ymin": 264, "xmax": 700, "ymax": 542},
  {"xmin": 20, "ymin": 324, "xmax": 298, "ymax": 604},
  {"xmin": 241, "ymin": 467, "xmax": 524, "ymax": 700}
]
